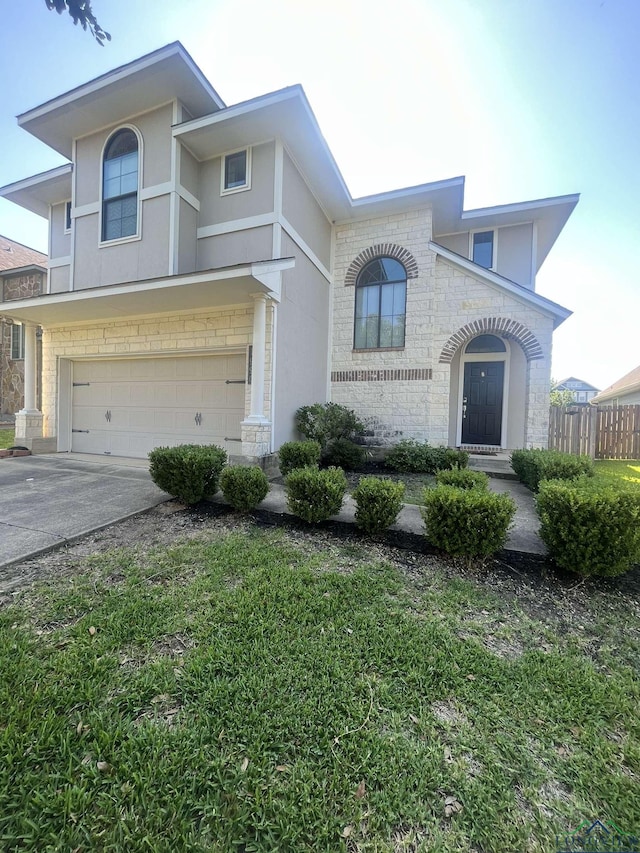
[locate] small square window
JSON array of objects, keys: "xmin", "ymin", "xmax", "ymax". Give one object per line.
[
  {"xmin": 64, "ymin": 201, "xmax": 72, "ymax": 232},
  {"xmin": 221, "ymin": 149, "xmax": 251, "ymax": 194},
  {"xmin": 472, "ymin": 231, "xmax": 494, "ymax": 269},
  {"xmin": 11, "ymin": 323, "xmax": 24, "ymax": 360}
]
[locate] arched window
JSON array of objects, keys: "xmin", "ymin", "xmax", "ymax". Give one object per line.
[
  {"xmin": 354, "ymin": 257, "xmax": 406, "ymax": 349},
  {"xmin": 465, "ymin": 334, "xmax": 506, "ymax": 353},
  {"xmin": 102, "ymin": 129, "xmax": 139, "ymax": 242}
]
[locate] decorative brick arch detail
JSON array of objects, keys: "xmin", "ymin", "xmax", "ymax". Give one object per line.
[
  {"xmin": 438, "ymin": 317, "xmax": 544, "ymax": 363},
  {"xmin": 344, "ymin": 244, "xmax": 419, "ymax": 286}
]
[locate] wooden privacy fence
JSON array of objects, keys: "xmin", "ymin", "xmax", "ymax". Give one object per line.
[{"xmin": 548, "ymin": 405, "xmax": 640, "ymax": 459}]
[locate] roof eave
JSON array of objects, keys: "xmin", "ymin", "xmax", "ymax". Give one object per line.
[
  {"xmin": 0, "ymin": 164, "xmax": 72, "ymax": 218},
  {"xmin": 16, "ymin": 43, "xmax": 225, "ymax": 158}
]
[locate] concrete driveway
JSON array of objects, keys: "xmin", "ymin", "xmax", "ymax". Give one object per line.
[{"xmin": 0, "ymin": 454, "xmax": 168, "ymax": 569}]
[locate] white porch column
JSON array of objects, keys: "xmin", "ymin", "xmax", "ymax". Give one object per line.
[
  {"xmin": 241, "ymin": 293, "xmax": 272, "ymax": 459},
  {"xmin": 247, "ymin": 293, "xmax": 269, "ymax": 423},
  {"xmin": 15, "ymin": 322, "xmax": 44, "ymax": 447},
  {"xmin": 22, "ymin": 323, "xmax": 38, "ymax": 413}
]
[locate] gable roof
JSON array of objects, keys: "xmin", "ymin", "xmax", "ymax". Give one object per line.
[
  {"xmin": 0, "ymin": 235, "xmax": 47, "ymax": 273},
  {"xmin": 553, "ymin": 377, "xmax": 599, "ymax": 392},
  {"xmin": 592, "ymin": 365, "xmax": 640, "ymax": 404}
]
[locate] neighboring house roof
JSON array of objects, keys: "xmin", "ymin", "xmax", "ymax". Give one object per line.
[
  {"xmin": 0, "ymin": 235, "xmax": 47, "ymax": 273},
  {"xmin": 0, "ymin": 40, "xmax": 578, "ymax": 279},
  {"xmin": 553, "ymin": 377, "xmax": 600, "ymax": 392},
  {"xmin": 428, "ymin": 241, "xmax": 572, "ymax": 328},
  {"xmin": 591, "ymin": 365, "xmax": 640, "ymax": 404}
]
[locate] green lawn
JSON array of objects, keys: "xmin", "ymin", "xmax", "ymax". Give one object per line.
[
  {"xmin": 0, "ymin": 428, "xmax": 15, "ymax": 448},
  {"xmin": 1, "ymin": 524, "xmax": 639, "ymax": 852},
  {"xmin": 594, "ymin": 459, "xmax": 640, "ymax": 488}
]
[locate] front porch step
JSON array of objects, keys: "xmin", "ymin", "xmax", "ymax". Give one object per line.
[{"xmin": 467, "ymin": 452, "xmax": 517, "ymax": 480}]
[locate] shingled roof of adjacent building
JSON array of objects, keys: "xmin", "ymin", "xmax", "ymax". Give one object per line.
[{"xmin": 0, "ymin": 234, "xmax": 47, "ymax": 273}]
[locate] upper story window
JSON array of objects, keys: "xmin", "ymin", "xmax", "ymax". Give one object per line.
[
  {"xmin": 102, "ymin": 129, "xmax": 139, "ymax": 242},
  {"xmin": 11, "ymin": 323, "xmax": 24, "ymax": 360},
  {"xmin": 64, "ymin": 201, "xmax": 72, "ymax": 233},
  {"xmin": 221, "ymin": 148, "xmax": 251, "ymax": 195},
  {"xmin": 471, "ymin": 230, "xmax": 495, "ymax": 269},
  {"xmin": 354, "ymin": 258, "xmax": 407, "ymax": 349}
]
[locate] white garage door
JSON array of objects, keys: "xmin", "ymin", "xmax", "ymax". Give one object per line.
[{"xmin": 71, "ymin": 355, "xmax": 246, "ymax": 458}]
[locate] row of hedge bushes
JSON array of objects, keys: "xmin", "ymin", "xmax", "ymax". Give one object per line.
[
  {"xmin": 148, "ymin": 444, "xmax": 640, "ymax": 577},
  {"xmin": 511, "ymin": 448, "xmax": 640, "ymax": 577},
  {"xmin": 148, "ymin": 444, "xmax": 515, "ymax": 563}
]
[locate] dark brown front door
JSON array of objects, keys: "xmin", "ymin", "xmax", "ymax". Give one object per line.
[{"xmin": 461, "ymin": 361, "xmax": 504, "ymax": 446}]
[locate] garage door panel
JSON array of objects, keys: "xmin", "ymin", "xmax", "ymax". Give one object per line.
[{"xmin": 71, "ymin": 355, "xmax": 246, "ymax": 458}]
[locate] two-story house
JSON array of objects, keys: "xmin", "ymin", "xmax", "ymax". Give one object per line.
[{"xmin": 0, "ymin": 43, "xmax": 577, "ymax": 462}]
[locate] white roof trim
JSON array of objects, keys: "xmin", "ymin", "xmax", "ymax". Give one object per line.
[
  {"xmin": 351, "ymin": 176, "xmax": 465, "ymax": 209},
  {"xmin": 428, "ymin": 240, "xmax": 571, "ymax": 325},
  {"xmin": 0, "ymin": 164, "xmax": 72, "ymax": 196},
  {"xmin": 461, "ymin": 193, "xmax": 580, "ymax": 220}
]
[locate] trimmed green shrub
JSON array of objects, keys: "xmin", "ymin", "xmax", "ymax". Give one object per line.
[
  {"xmin": 511, "ymin": 449, "xmax": 594, "ymax": 492},
  {"xmin": 536, "ymin": 479, "xmax": 640, "ymax": 576},
  {"xmin": 295, "ymin": 402, "xmax": 364, "ymax": 448},
  {"xmin": 421, "ymin": 485, "xmax": 516, "ymax": 559},
  {"xmin": 352, "ymin": 476, "xmax": 405, "ymax": 535},
  {"xmin": 278, "ymin": 440, "xmax": 321, "ymax": 476},
  {"xmin": 322, "ymin": 438, "xmax": 366, "ymax": 471},
  {"xmin": 285, "ymin": 466, "xmax": 347, "ymax": 524},
  {"xmin": 148, "ymin": 444, "xmax": 227, "ymax": 505},
  {"xmin": 220, "ymin": 465, "xmax": 269, "ymax": 512},
  {"xmin": 435, "ymin": 468, "xmax": 489, "ymax": 490},
  {"xmin": 444, "ymin": 448, "xmax": 470, "ymax": 470},
  {"xmin": 385, "ymin": 440, "xmax": 468, "ymax": 474}
]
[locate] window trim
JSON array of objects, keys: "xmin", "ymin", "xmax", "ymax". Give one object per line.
[
  {"xmin": 98, "ymin": 125, "xmax": 143, "ymax": 247},
  {"xmin": 64, "ymin": 201, "xmax": 72, "ymax": 234},
  {"xmin": 353, "ymin": 257, "xmax": 407, "ymax": 351},
  {"xmin": 220, "ymin": 147, "xmax": 252, "ymax": 196},
  {"xmin": 10, "ymin": 322, "xmax": 25, "ymax": 361},
  {"xmin": 469, "ymin": 228, "xmax": 498, "ymax": 271}
]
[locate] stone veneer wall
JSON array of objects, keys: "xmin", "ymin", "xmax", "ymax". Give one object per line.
[
  {"xmin": 0, "ymin": 272, "xmax": 43, "ymax": 415},
  {"xmin": 40, "ymin": 306, "xmax": 273, "ymax": 444},
  {"xmin": 331, "ymin": 208, "xmax": 553, "ymax": 448}
]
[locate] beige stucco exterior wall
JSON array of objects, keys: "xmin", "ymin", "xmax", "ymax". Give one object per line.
[
  {"xmin": 433, "ymin": 223, "xmax": 534, "ymax": 289},
  {"xmin": 179, "ymin": 145, "xmax": 199, "ymax": 198},
  {"xmin": 197, "ymin": 226, "xmax": 273, "ymax": 271},
  {"xmin": 50, "ymin": 202, "xmax": 70, "ymax": 260},
  {"xmin": 273, "ymin": 232, "xmax": 331, "ymax": 446},
  {"xmin": 198, "ymin": 142, "xmax": 275, "ymax": 227},
  {"xmin": 72, "ymin": 104, "xmax": 174, "ymax": 288},
  {"xmin": 282, "ymin": 150, "xmax": 332, "ymax": 269},
  {"xmin": 40, "ymin": 304, "xmax": 273, "ymax": 446},
  {"xmin": 498, "ymin": 223, "xmax": 534, "ymax": 289},
  {"xmin": 178, "ymin": 198, "xmax": 197, "ymax": 274},
  {"xmin": 332, "ymin": 209, "xmax": 554, "ymax": 449},
  {"xmin": 73, "ymin": 195, "xmax": 170, "ymax": 288}
]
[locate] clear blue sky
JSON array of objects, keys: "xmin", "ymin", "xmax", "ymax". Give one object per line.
[{"xmin": 0, "ymin": 0, "xmax": 638, "ymax": 390}]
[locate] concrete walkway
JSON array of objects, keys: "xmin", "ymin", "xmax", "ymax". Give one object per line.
[
  {"xmin": 211, "ymin": 476, "xmax": 546, "ymax": 557},
  {"xmin": 0, "ymin": 453, "xmax": 545, "ymax": 571}
]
